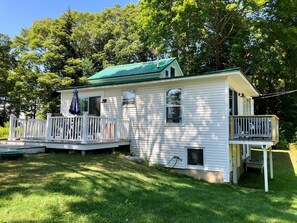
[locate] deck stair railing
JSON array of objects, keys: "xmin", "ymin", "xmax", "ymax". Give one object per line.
[{"xmin": 230, "ymin": 115, "xmax": 279, "ymax": 143}]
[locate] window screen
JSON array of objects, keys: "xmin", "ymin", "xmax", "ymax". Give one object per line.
[
  {"xmin": 122, "ymin": 90, "xmax": 136, "ymax": 106},
  {"xmin": 166, "ymin": 88, "xmax": 182, "ymax": 123},
  {"xmin": 187, "ymin": 148, "xmax": 204, "ymax": 165}
]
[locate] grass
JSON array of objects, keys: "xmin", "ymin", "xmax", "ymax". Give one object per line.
[{"xmin": 0, "ymin": 149, "xmax": 296, "ymax": 223}]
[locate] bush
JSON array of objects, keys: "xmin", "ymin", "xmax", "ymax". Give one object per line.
[
  {"xmin": 0, "ymin": 122, "xmax": 9, "ymax": 139},
  {"xmin": 275, "ymin": 132, "xmax": 289, "ymax": 150}
]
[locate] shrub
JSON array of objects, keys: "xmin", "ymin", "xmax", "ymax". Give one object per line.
[
  {"xmin": 275, "ymin": 131, "xmax": 289, "ymax": 150},
  {"xmin": 0, "ymin": 122, "xmax": 9, "ymax": 139}
]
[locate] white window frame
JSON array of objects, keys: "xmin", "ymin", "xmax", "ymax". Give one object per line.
[
  {"xmin": 122, "ymin": 90, "xmax": 136, "ymax": 107},
  {"xmin": 165, "ymin": 88, "xmax": 183, "ymax": 125},
  {"xmin": 186, "ymin": 147, "xmax": 205, "ymax": 167}
]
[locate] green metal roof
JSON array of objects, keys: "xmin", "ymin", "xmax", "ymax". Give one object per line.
[
  {"xmin": 88, "ymin": 58, "xmax": 176, "ymax": 80},
  {"xmin": 60, "ymin": 67, "xmax": 242, "ymax": 91}
]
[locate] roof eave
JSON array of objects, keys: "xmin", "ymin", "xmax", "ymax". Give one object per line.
[{"xmin": 58, "ymin": 70, "xmax": 249, "ymax": 93}]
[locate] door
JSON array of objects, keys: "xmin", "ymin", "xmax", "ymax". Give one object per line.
[
  {"xmin": 89, "ymin": 96, "xmax": 101, "ymax": 116},
  {"xmin": 229, "ymin": 89, "xmax": 238, "ymax": 116}
]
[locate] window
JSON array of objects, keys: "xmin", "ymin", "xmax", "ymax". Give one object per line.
[
  {"xmin": 170, "ymin": 67, "xmax": 175, "ymax": 77},
  {"xmin": 229, "ymin": 89, "xmax": 238, "ymax": 115},
  {"xmin": 79, "ymin": 97, "xmax": 89, "ymax": 114},
  {"xmin": 165, "ymin": 70, "xmax": 169, "ymax": 78},
  {"xmin": 187, "ymin": 148, "xmax": 204, "ymax": 166},
  {"xmin": 165, "ymin": 67, "xmax": 176, "ymax": 78},
  {"xmin": 166, "ymin": 88, "xmax": 182, "ymax": 123},
  {"xmin": 122, "ymin": 90, "xmax": 136, "ymax": 106},
  {"xmin": 79, "ymin": 96, "xmax": 101, "ymax": 116},
  {"xmin": 89, "ymin": 96, "xmax": 101, "ymax": 116}
]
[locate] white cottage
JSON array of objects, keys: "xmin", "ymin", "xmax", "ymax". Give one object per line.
[{"xmin": 8, "ymin": 58, "xmax": 279, "ymax": 191}]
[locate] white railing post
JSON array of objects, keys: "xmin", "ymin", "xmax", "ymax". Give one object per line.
[
  {"xmin": 128, "ymin": 119, "xmax": 131, "ymax": 140},
  {"xmin": 114, "ymin": 119, "xmax": 118, "ymax": 142},
  {"xmin": 81, "ymin": 112, "xmax": 88, "ymax": 144},
  {"xmin": 45, "ymin": 113, "xmax": 52, "ymax": 142},
  {"xmin": 24, "ymin": 115, "xmax": 28, "ymax": 138},
  {"xmin": 8, "ymin": 114, "xmax": 15, "ymax": 141}
]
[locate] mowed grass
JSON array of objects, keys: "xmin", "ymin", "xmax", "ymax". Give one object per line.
[{"xmin": 0, "ymin": 149, "xmax": 296, "ymax": 223}]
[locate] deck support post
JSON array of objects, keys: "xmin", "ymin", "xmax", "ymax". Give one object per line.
[
  {"xmin": 247, "ymin": 145, "xmax": 251, "ymax": 158},
  {"xmin": 269, "ymin": 146, "xmax": 274, "ymax": 179},
  {"xmin": 81, "ymin": 150, "xmax": 86, "ymax": 156},
  {"xmin": 81, "ymin": 112, "xmax": 88, "ymax": 144},
  {"xmin": 8, "ymin": 114, "xmax": 15, "ymax": 141},
  {"xmin": 263, "ymin": 145, "xmax": 269, "ymax": 192},
  {"xmin": 45, "ymin": 113, "xmax": 52, "ymax": 142},
  {"xmin": 232, "ymin": 145, "xmax": 238, "ymax": 184}
]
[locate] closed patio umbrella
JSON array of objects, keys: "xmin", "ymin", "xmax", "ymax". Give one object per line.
[{"xmin": 69, "ymin": 89, "xmax": 80, "ymax": 115}]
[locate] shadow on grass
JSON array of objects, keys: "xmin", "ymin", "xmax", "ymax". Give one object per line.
[
  {"xmin": 0, "ymin": 152, "xmax": 296, "ymax": 222},
  {"xmin": 239, "ymin": 150, "xmax": 296, "ymax": 190}
]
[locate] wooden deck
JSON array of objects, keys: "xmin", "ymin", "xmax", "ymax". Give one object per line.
[
  {"xmin": 229, "ymin": 115, "xmax": 279, "ymax": 146},
  {"xmin": 0, "ymin": 143, "xmax": 46, "ymax": 154},
  {"xmin": 2, "ymin": 139, "xmax": 130, "ymax": 151},
  {"xmin": 7, "ymin": 113, "xmax": 131, "ymax": 153},
  {"xmin": 229, "ymin": 138, "xmax": 275, "ymax": 146}
]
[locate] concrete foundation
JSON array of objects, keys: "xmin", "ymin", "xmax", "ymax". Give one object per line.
[{"xmin": 170, "ymin": 169, "xmax": 225, "ymax": 183}]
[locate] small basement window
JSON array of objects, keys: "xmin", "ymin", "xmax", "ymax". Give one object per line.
[
  {"xmin": 187, "ymin": 147, "xmax": 204, "ymax": 166},
  {"xmin": 122, "ymin": 90, "xmax": 136, "ymax": 107}
]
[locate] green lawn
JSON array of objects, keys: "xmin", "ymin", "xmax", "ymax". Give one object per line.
[{"xmin": 0, "ymin": 149, "xmax": 296, "ymax": 223}]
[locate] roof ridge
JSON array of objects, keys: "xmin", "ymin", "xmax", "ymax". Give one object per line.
[
  {"xmin": 106, "ymin": 57, "xmax": 176, "ymax": 69},
  {"xmin": 191, "ymin": 67, "xmax": 241, "ymax": 76}
]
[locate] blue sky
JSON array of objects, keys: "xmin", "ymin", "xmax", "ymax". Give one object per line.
[{"xmin": 0, "ymin": 0, "xmax": 138, "ymax": 38}]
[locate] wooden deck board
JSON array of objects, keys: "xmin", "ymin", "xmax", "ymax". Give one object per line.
[{"xmin": 1, "ymin": 139, "xmax": 130, "ymax": 151}]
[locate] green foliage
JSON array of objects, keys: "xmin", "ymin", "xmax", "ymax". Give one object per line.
[
  {"xmin": 275, "ymin": 132, "xmax": 289, "ymax": 150},
  {"xmin": 0, "ymin": 34, "xmax": 15, "ymax": 122},
  {"xmin": 139, "ymin": 0, "xmax": 267, "ymax": 74},
  {"xmin": 2, "ymin": 4, "xmax": 153, "ymax": 116},
  {"xmin": 0, "ymin": 122, "xmax": 9, "ymax": 139}
]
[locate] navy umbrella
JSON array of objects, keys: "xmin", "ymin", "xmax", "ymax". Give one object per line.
[{"xmin": 69, "ymin": 89, "xmax": 80, "ymax": 115}]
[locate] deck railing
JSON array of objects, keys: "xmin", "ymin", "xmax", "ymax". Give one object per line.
[
  {"xmin": 8, "ymin": 113, "xmax": 130, "ymax": 144},
  {"xmin": 117, "ymin": 119, "xmax": 130, "ymax": 140},
  {"xmin": 46, "ymin": 113, "xmax": 130, "ymax": 143},
  {"xmin": 230, "ymin": 115, "xmax": 279, "ymax": 144},
  {"xmin": 8, "ymin": 115, "xmax": 46, "ymax": 140},
  {"xmin": 49, "ymin": 115, "xmax": 84, "ymax": 141}
]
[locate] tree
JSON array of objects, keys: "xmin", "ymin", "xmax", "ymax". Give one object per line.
[
  {"xmin": 8, "ymin": 4, "xmax": 153, "ymax": 116},
  {"xmin": 140, "ymin": 0, "xmax": 267, "ymax": 74},
  {"xmin": 0, "ymin": 34, "xmax": 14, "ymax": 125}
]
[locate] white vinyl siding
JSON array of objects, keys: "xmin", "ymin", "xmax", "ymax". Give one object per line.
[
  {"xmin": 60, "ymin": 77, "xmax": 230, "ymax": 181},
  {"xmin": 116, "ymin": 78, "xmax": 228, "ymax": 180}
]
